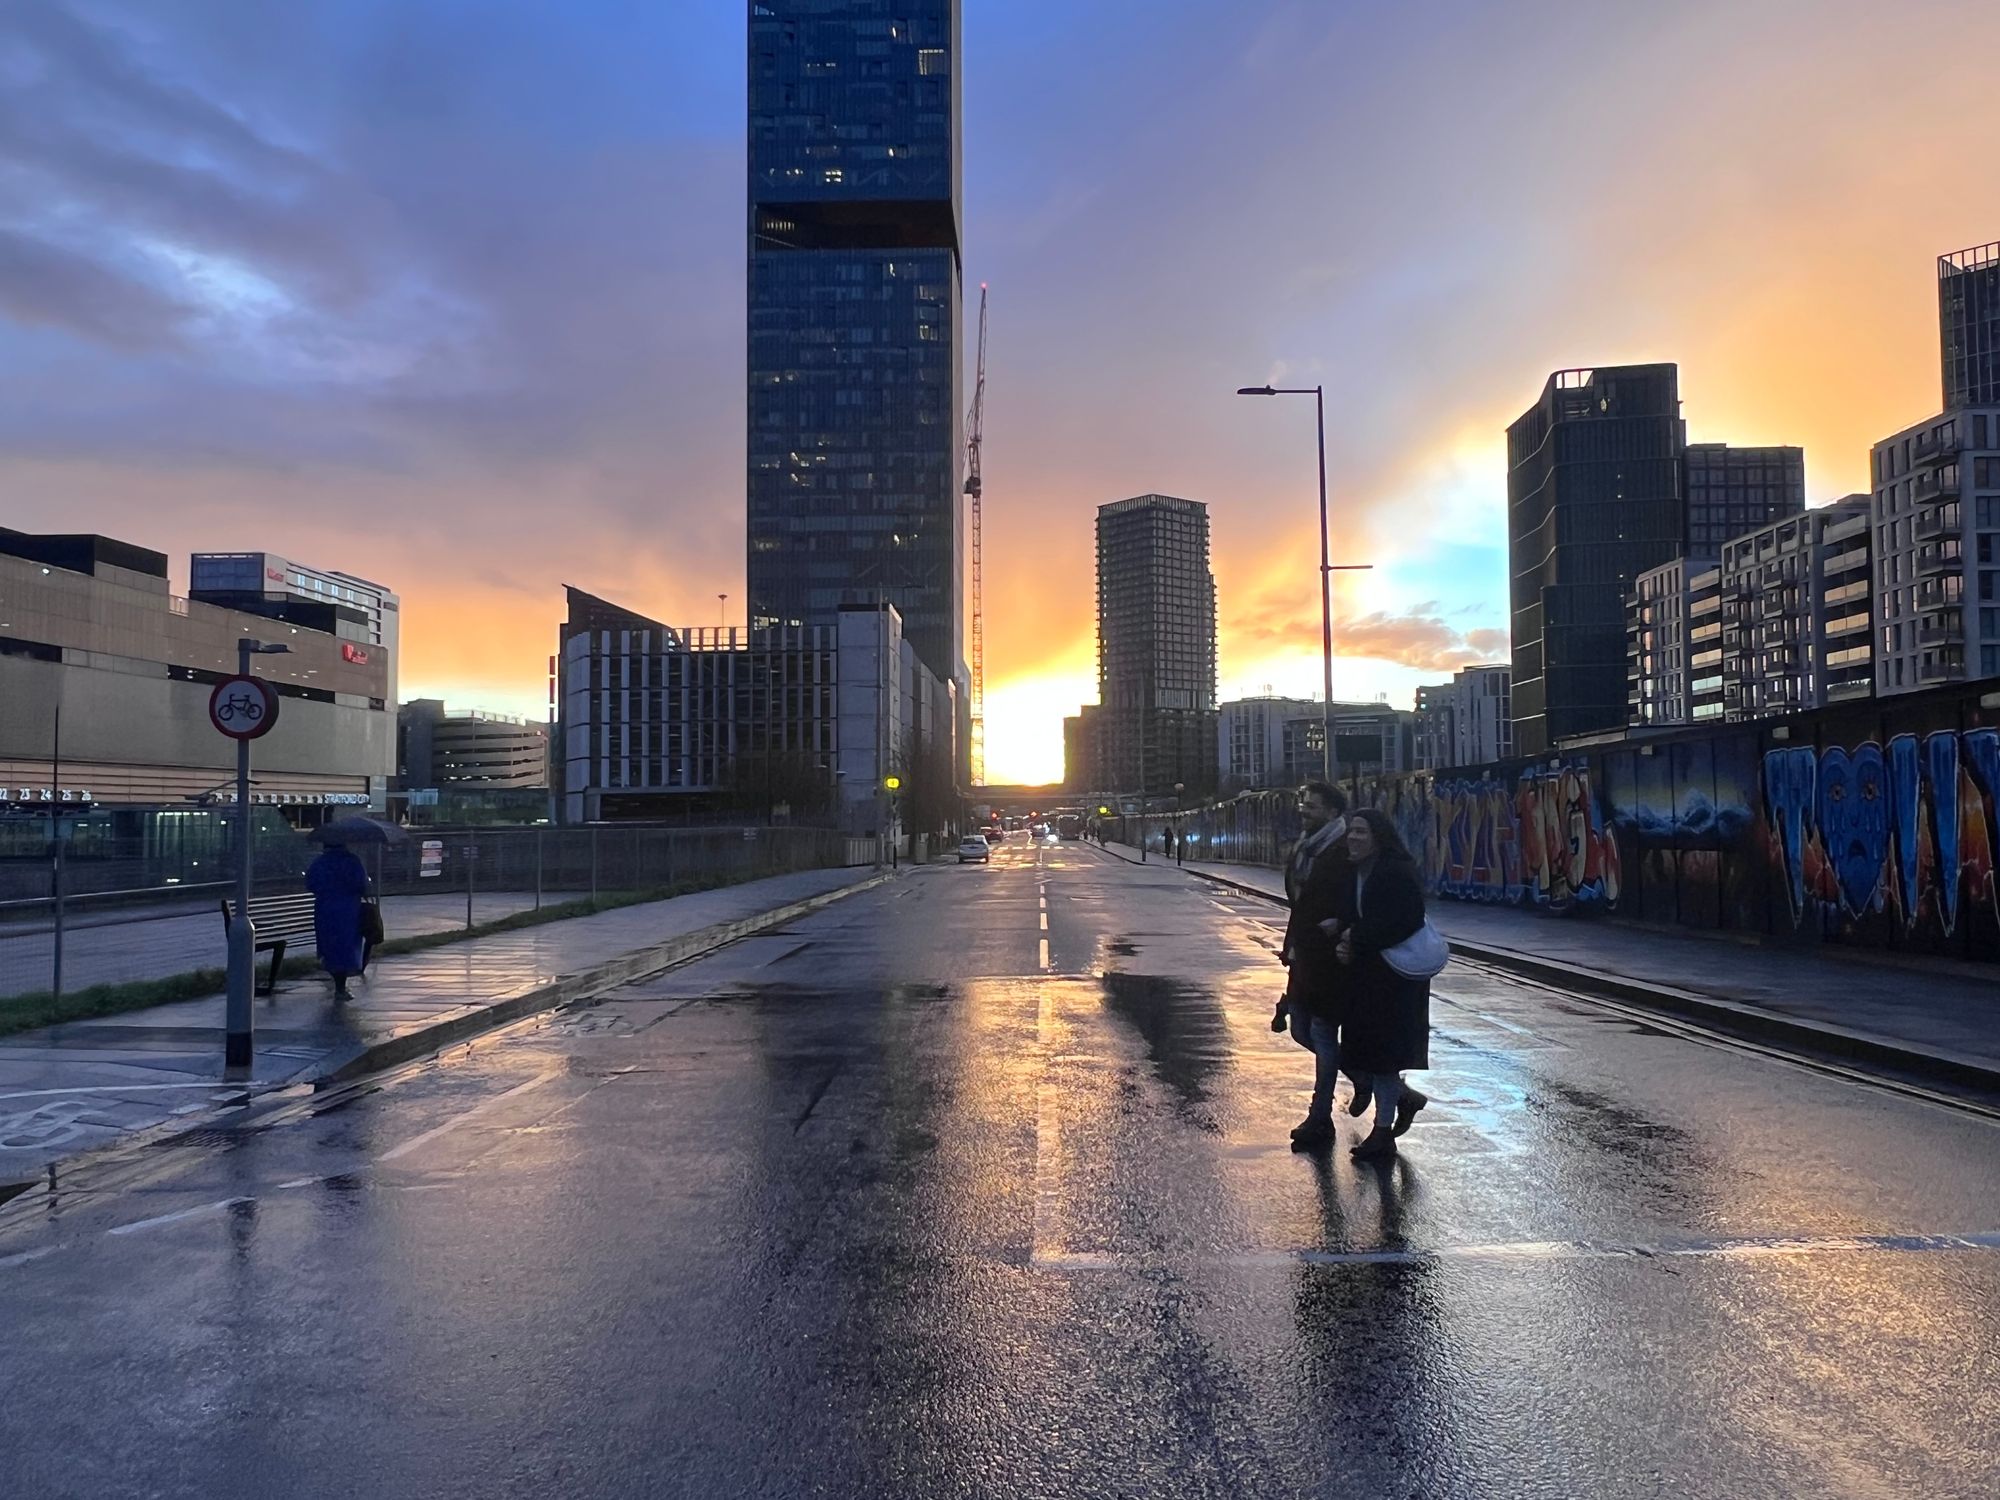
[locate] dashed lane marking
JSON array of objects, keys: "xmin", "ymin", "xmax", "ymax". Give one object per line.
[{"xmin": 378, "ymin": 1066, "xmax": 562, "ymax": 1163}]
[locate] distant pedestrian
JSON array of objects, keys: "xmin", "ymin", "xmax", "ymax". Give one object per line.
[
  {"xmin": 1332, "ymin": 808, "xmax": 1434, "ymax": 1161},
  {"xmin": 305, "ymin": 839, "xmax": 370, "ymax": 1001},
  {"xmin": 1165, "ymin": 826, "xmax": 1178, "ymax": 859},
  {"xmin": 1277, "ymin": 781, "xmax": 1353, "ymax": 1152}
]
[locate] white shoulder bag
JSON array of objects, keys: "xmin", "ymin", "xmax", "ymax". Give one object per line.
[{"xmin": 1358, "ymin": 867, "xmax": 1451, "ymax": 980}]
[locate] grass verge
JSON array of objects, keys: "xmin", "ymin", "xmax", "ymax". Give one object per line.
[{"xmin": 0, "ymin": 870, "xmax": 773, "ymax": 1040}]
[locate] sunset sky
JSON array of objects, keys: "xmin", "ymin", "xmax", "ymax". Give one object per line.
[{"xmin": 4, "ymin": 0, "xmax": 1996, "ymax": 783}]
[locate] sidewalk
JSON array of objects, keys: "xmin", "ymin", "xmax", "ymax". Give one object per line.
[
  {"xmin": 0, "ymin": 865, "xmax": 883, "ymax": 1181},
  {"xmin": 1107, "ymin": 843, "xmax": 2000, "ymax": 1090}
]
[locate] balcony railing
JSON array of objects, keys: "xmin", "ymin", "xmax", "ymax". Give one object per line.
[
  {"xmin": 1919, "ymin": 618, "xmax": 1965, "ymax": 646},
  {"xmin": 1911, "ymin": 468, "xmax": 1958, "ymax": 504},
  {"xmin": 1912, "ymin": 430, "xmax": 1955, "ymax": 467},
  {"xmin": 1916, "ymin": 541, "xmax": 1963, "ymax": 574}
]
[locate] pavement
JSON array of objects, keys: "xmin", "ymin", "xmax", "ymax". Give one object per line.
[
  {"xmin": 1116, "ymin": 845, "xmax": 2000, "ymax": 1091},
  {"xmin": 0, "ymin": 865, "xmax": 879, "ymax": 1179},
  {"xmin": 0, "ymin": 889, "xmax": 549, "ymax": 999},
  {"xmin": 1, "ymin": 835, "xmax": 1995, "ymax": 1499}
]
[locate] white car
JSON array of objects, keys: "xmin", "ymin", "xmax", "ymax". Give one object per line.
[{"xmin": 957, "ymin": 836, "xmax": 991, "ymax": 863}]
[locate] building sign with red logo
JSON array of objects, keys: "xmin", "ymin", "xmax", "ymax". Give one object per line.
[{"xmin": 342, "ymin": 643, "xmax": 370, "ymax": 665}]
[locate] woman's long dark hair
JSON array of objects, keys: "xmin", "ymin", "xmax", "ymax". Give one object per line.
[{"xmin": 1351, "ymin": 806, "xmax": 1413, "ymax": 864}]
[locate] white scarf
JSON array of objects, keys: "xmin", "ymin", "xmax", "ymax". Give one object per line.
[{"xmin": 1292, "ymin": 815, "xmax": 1345, "ymax": 880}]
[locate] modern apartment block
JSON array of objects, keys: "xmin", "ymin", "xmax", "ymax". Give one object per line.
[
  {"xmin": 1716, "ymin": 496, "xmax": 1874, "ymax": 718},
  {"xmin": 745, "ymin": 0, "xmax": 964, "ymax": 693},
  {"xmin": 1090, "ymin": 495, "xmax": 1218, "ymax": 794},
  {"xmin": 1871, "ymin": 407, "xmax": 2000, "ymax": 694},
  {"xmin": 1507, "ymin": 365, "xmax": 1687, "ymax": 755},
  {"xmin": 1627, "ymin": 555, "xmax": 1707, "ymax": 726},
  {"xmin": 556, "ymin": 588, "xmax": 952, "ymax": 829},
  {"xmin": 1940, "ymin": 241, "xmax": 2000, "ymax": 410},
  {"xmin": 1683, "ymin": 443, "xmax": 1806, "ymax": 554},
  {"xmin": 1217, "ymin": 695, "xmax": 1317, "ymax": 789},
  {"xmin": 1412, "ymin": 666, "xmax": 1513, "ymax": 768}
]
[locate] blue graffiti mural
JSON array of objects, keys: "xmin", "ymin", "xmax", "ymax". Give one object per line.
[{"xmin": 1763, "ymin": 746, "xmax": 1816, "ymax": 923}]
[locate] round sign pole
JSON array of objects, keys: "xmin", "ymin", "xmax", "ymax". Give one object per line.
[{"xmin": 213, "ymin": 641, "xmax": 286, "ymax": 1075}]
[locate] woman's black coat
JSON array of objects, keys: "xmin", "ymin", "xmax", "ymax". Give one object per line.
[{"xmin": 1334, "ymin": 853, "xmax": 1432, "ymax": 1073}]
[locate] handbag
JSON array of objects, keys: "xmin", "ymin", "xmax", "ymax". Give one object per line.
[
  {"xmin": 359, "ymin": 899, "xmax": 385, "ymax": 946},
  {"xmin": 1382, "ymin": 918, "xmax": 1449, "ymax": 980}
]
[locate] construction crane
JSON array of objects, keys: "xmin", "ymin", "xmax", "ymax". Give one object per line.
[{"xmin": 964, "ymin": 282, "xmax": 989, "ymax": 787}]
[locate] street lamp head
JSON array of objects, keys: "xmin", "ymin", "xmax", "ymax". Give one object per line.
[{"xmin": 1235, "ymin": 385, "xmax": 1276, "ymax": 397}]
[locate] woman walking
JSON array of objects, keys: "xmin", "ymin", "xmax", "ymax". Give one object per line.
[
  {"xmin": 304, "ymin": 837, "xmax": 371, "ymax": 1001},
  {"xmin": 1334, "ymin": 808, "xmax": 1434, "ymax": 1161}
]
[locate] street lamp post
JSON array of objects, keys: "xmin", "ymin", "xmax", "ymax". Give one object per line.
[
  {"xmin": 1173, "ymin": 781, "xmax": 1185, "ymax": 866},
  {"xmin": 1236, "ymin": 385, "xmax": 1371, "ymax": 784}
]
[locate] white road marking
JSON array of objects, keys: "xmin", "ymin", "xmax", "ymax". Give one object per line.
[
  {"xmin": 1039, "ymin": 912, "xmax": 1048, "ymax": 931},
  {"xmin": 0, "ymin": 1245, "xmax": 58, "ymax": 1272},
  {"xmin": 0, "ymin": 1083, "xmax": 248, "ymax": 1103},
  {"xmin": 1038, "ymin": 938, "xmax": 1049, "ymax": 970},
  {"xmin": 378, "ymin": 1067, "xmax": 562, "ymax": 1163},
  {"xmin": 109, "ymin": 1197, "xmax": 254, "ymax": 1236}
]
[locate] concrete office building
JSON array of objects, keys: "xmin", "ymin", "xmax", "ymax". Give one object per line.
[
  {"xmin": 1088, "ymin": 495, "xmax": 1218, "ymax": 795},
  {"xmin": 745, "ymin": 0, "xmax": 964, "ymax": 696},
  {"xmin": 557, "ymin": 588, "xmax": 952, "ymax": 831},
  {"xmin": 1412, "ymin": 666, "xmax": 1514, "ymax": 767},
  {"xmin": 1941, "ymin": 241, "xmax": 2000, "ymax": 410},
  {"xmin": 191, "ymin": 551, "xmax": 400, "ymax": 709},
  {"xmin": 1684, "ymin": 443, "xmax": 1806, "ymax": 555},
  {"xmin": 1717, "ymin": 497, "xmax": 1874, "ymax": 719},
  {"xmin": 1871, "ymin": 407, "xmax": 2000, "ymax": 694},
  {"xmin": 398, "ymin": 700, "xmax": 549, "ymax": 793},
  {"xmin": 0, "ymin": 530, "xmax": 391, "ymax": 814},
  {"xmin": 1277, "ymin": 704, "xmax": 1415, "ymax": 783}
]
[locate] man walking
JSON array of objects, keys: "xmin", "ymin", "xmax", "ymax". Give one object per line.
[{"xmin": 1278, "ymin": 781, "xmax": 1352, "ymax": 1151}]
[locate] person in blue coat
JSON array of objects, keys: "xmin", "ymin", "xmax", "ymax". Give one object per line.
[{"xmin": 304, "ymin": 840, "xmax": 370, "ymax": 999}]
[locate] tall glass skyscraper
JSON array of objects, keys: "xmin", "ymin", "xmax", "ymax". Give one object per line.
[{"xmin": 746, "ymin": 1, "xmax": 964, "ymax": 690}]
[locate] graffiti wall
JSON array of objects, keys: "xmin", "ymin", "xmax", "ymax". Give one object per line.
[{"xmin": 1175, "ymin": 685, "xmax": 2000, "ymax": 962}]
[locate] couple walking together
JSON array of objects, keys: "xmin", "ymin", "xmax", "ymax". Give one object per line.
[{"xmin": 1277, "ymin": 782, "xmax": 1435, "ymax": 1161}]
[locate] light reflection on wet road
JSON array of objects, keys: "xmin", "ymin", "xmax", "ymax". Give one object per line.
[{"xmin": 3, "ymin": 840, "xmax": 1997, "ymax": 1499}]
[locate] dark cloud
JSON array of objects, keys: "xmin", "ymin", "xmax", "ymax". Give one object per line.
[{"xmin": 0, "ymin": 227, "xmax": 189, "ymax": 348}]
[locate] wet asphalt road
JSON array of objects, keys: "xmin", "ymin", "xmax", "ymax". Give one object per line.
[{"xmin": 3, "ymin": 840, "xmax": 1998, "ymax": 1499}]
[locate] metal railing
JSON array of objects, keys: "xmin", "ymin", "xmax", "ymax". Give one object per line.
[{"xmin": 1, "ymin": 823, "xmax": 861, "ymax": 1008}]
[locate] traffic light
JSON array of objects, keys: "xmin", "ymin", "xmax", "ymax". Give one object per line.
[
  {"xmin": 883, "ymin": 775, "xmax": 901, "ymax": 792},
  {"xmin": 1097, "ymin": 805, "xmax": 1111, "ymax": 816}
]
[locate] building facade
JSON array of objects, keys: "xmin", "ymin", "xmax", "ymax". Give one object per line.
[
  {"xmin": 1683, "ymin": 443, "xmax": 1806, "ymax": 554},
  {"xmin": 397, "ymin": 700, "xmax": 549, "ymax": 793},
  {"xmin": 1628, "ymin": 555, "xmax": 1705, "ymax": 726},
  {"xmin": 1717, "ymin": 496, "xmax": 1874, "ymax": 720},
  {"xmin": 557, "ymin": 588, "xmax": 951, "ymax": 832},
  {"xmin": 1217, "ymin": 695, "xmax": 1317, "ymax": 789},
  {"xmin": 1411, "ymin": 665, "xmax": 1514, "ymax": 766},
  {"xmin": 745, "ymin": 0, "xmax": 964, "ymax": 695},
  {"xmin": 1871, "ymin": 407, "xmax": 2000, "ymax": 694},
  {"xmin": 1276, "ymin": 705, "xmax": 1415, "ymax": 784},
  {"xmin": 1507, "ymin": 365, "xmax": 1687, "ymax": 755},
  {"xmin": 0, "ymin": 530, "xmax": 391, "ymax": 814},
  {"xmin": 1091, "ymin": 495, "xmax": 1218, "ymax": 795},
  {"xmin": 190, "ymin": 551, "xmax": 401, "ymax": 712},
  {"xmin": 1941, "ymin": 241, "xmax": 2000, "ymax": 411}
]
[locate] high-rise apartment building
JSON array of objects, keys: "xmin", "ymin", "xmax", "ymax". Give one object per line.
[
  {"xmin": 1717, "ymin": 497, "xmax": 1874, "ymax": 718},
  {"xmin": 1627, "ymin": 555, "xmax": 1706, "ymax": 726},
  {"xmin": 1507, "ymin": 365, "xmax": 1686, "ymax": 755},
  {"xmin": 1412, "ymin": 667, "xmax": 1512, "ymax": 767},
  {"xmin": 1683, "ymin": 443, "xmax": 1806, "ymax": 554},
  {"xmin": 1093, "ymin": 495, "xmax": 1217, "ymax": 794},
  {"xmin": 745, "ymin": 1, "xmax": 963, "ymax": 692},
  {"xmin": 1871, "ymin": 407, "xmax": 2000, "ymax": 693},
  {"xmin": 1941, "ymin": 241, "xmax": 2000, "ymax": 410}
]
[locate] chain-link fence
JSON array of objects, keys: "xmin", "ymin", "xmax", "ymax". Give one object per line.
[{"xmin": 1, "ymin": 821, "xmax": 860, "ymax": 1010}]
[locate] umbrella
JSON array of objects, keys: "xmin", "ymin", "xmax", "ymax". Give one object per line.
[{"xmin": 308, "ymin": 815, "xmax": 409, "ymax": 847}]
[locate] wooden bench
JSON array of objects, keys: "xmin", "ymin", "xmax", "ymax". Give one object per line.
[{"xmin": 219, "ymin": 892, "xmax": 318, "ymax": 995}]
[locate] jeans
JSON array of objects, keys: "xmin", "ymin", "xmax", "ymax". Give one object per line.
[{"xmin": 1291, "ymin": 1009, "xmax": 1341, "ymax": 1123}]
